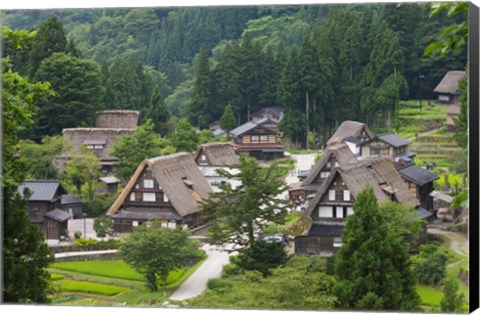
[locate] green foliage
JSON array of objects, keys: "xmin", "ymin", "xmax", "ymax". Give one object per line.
[
  {"xmin": 145, "ymin": 87, "xmax": 171, "ymax": 137},
  {"xmin": 75, "ymin": 238, "xmax": 98, "ymax": 248},
  {"xmin": 219, "ymin": 103, "xmax": 237, "ymax": 134},
  {"xmin": 333, "ymin": 187, "xmax": 420, "ymax": 311},
  {"xmin": 93, "ymin": 217, "xmax": 113, "ymax": 238},
  {"xmin": 18, "ymin": 135, "xmax": 63, "ymax": 179},
  {"xmin": 52, "ymin": 260, "xmax": 146, "ymax": 282},
  {"xmin": 3, "ymin": 28, "xmax": 55, "ymax": 303},
  {"xmin": 171, "ymin": 118, "xmax": 199, "ymax": 152},
  {"xmin": 74, "ymin": 231, "xmax": 83, "ymax": 239},
  {"xmin": 29, "ymin": 15, "xmax": 68, "ymax": 77},
  {"xmin": 412, "ymin": 244, "xmax": 448, "ymax": 285},
  {"xmin": 184, "ymin": 254, "xmax": 335, "ymax": 310},
  {"xmin": 62, "ymin": 146, "xmax": 104, "ymax": 201},
  {"xmin": 120, "ymin": 221, "xmax": 203, "ymax": 291},
  {"xmin": 231, "ymin": 240, "xmax": 288, "ymax": 276},
  {"xmin": 202, "ymin": 155, "xmax": 289, "ymax": 248},
  {"xmin": 34, "ymin": 52, "xmax": 104, "ymax": 138},
  {"xmin": 440, "ymin": 278, "xmax": 465, "ymax": 312},
  {"xmin": 453, "ymin": 78, "xmax": 468, "ymax": 149},
  {"xmin": 111, "ymin": 120, "xmax": 174, "ymax": 181}
]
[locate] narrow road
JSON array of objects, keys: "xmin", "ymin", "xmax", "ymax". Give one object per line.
[
  {"xmin": 168, "ymin": 244, "xmax": 233, "ymax": 301},
  {"xmin": 427, "ymin": 227, "xmax": 469, "ymax": 256}
]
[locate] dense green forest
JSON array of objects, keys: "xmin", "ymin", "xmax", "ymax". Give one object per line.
[{"xmin": 2, "ymin": 3, "xmax": 467, "ymax": 146}]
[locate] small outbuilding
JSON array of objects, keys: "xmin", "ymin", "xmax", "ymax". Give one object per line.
[{"xmin": 433, "ymin": 70, "xmax": 466, "ymax": 105}]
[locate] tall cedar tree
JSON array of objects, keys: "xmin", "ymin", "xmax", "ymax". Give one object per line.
[
  {"xmin": 333, "ymin": 187, "xmax": 420, "ymax": 311},
  {"xmin": 29, "ymin": 15, "xmax": 67, "ymax": 78},
  {"xmin": 3, "ymin": 28, "xmax": 55, "ymax": 303},
  {"xmin": 201, "ymin": 155, "xmax": 289, "ymax": 249},
  {"xmin": 146, "ymin": 87, "xmax": 171, "ymax": 137},
  {"xmin": 120, "ymin": 221, "xmax": 203, "ymax": 292},
  {"xmin": 189, "ymin": 45, "xmax": 214, "ymax": 128},
  {"xmin": 219, "ymin": 104, "xmax": 236, "ymax": 135},
  {"xmin": 111, "ymin": 120, "xmax": 175, "ymax": 181},
  {"xmin": 34, "ymin": 52, "xmax": 104, "ymax": 138}
]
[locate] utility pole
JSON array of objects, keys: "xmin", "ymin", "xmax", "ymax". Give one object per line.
[{"xmin": 306, "ymin": 91, "xmax": 309, "ymax": 150}]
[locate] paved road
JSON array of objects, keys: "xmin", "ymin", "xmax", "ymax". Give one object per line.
[
  {"xmin": 427, "ymin": 227, "xmax": 469, "ymax": 256},
  {"xmin": 55, "ymin": 249, "xmax": 118, "ymax": 258},
  {"xmin": 168, "ymin": 244, "xmax": 233, "ymax": 301}
]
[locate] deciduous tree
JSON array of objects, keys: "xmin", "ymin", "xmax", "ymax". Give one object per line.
[{"xmin": 120, "ymin": 222, "xmax": 204, "ymax": 291}]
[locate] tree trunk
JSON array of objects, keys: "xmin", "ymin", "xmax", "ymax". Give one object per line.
[
  {"xmin": 247, "ymin": 220, "xmax": 255, "ymax": 247},
  {"xmin": 306, "ymin": 91, "xmax": 309, "ymax": 150},
  {"xmin": 147, "ymin": 271, "xmax": 158, "ymax": 291}
]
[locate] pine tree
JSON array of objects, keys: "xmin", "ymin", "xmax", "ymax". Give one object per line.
[
  {"xmin": 334, "ymin": 187, "xmax": 420, "ymax": 311},
  {"xmin": 440, "ymin": 279, "xmax": 465, "ymax": 312},
  {"xmin": 29, "ymin": 15, "xmax": 68, "ymax": 78},
  {"xmin": 219, "ymin": 103, "xmax": 236, "ymax": 136},
  {"xmin": 146, "ymin": 87, "xmax": 171, "ymax": 137},
  {"xmin": 189, "ymin": 45, "xmax": 214, "ymax": 128}
]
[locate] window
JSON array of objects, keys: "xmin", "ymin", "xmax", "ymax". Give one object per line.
[
  {"xmin": 86, "ymin": 144, "xmax": 94, "ymax": 149},
  {"xmin": 251, "ymin": 135, "xmax": 259, "ymax": 142},
  {"xmin": 132, "ymin": 221, "xmax": 139, "ymax": 227},
  {"xmin": 163, "ymin": 193, "xmax": 169, "ymax": 202},
  {"xmin": 135, "ymin": 184, "xmax": 140, "ymax": 189},
  {"xmin": 333, "ymin": 237, "xmax": 343, "ymax": 248},
  {"xmin": 347, "ymin": 207, "xmax": 354, "ymax": 216},
  {"xmin": 319, "ymin": 206, "xmax": 333, "ymax": 218},
  {"xmin": 201, "ymin": 154, "xmax": 207, "ymax": 161},
  {"xmin": 130, "ymin": 192, "xmax": 135, "ymax": 201},
  {"xmin": 320, "ymin": 171, "xmax": 329, "ymax": 178},
  {"xmin": 93, "ymin": 144, "xmax": 103, "ymax": 149},
  {"xmin": 336, "ymin": 207, "xmax": 344, "ymax": 218},
  {"xmin": 168, "ymin": 221, "xmax": 177, "ymax": 228},
  {"xmin": 328, "ymin": 190, "xmax": 336, "ymax": 201},
  {"xmin": 144, "ymin": 179, "xmax": 154, "ymax": 189},
  {"xmin": 143, "ymin": 192, "xmax": 156, "ymax": 202},
  {"xmin": 260, "ymin": 135, "xmax": 268, "ymax": 142},
  {"xmin": 343, "ymin": 190, "xmax": 351, "ymax": 201},
  {"xmin": 334, "ymin": 162, "xmax": 339, "ymax": 167},
  {"xmin": 439, "ymin": 95, "xmax": 450, "ymax": 101}
]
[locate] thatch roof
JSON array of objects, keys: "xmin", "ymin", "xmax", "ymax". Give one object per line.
[
  {"xmin": 302, "ymin": 157, "xmax": 418, "ymax": 233},
  {"xmin": 194, "ymin": 142, "xmax": 239, "ymax": 166},
  {"xmin": 327, "ymin": 120, "xmax": 373, "ymax": 146},
  {"xmin": 302, "ymin": 143, "xmax": 357, "ymax": 186},
  {"xmin": 107, "ymin": 152, "xmax": 212, "ymax": 217},
  {"xmin": 95, "ymin": 110, "xmax": 140, "ymax": 129},
  {"xmin": 433, "ymin": 70, "xmax": 466, "ymax": 94}
]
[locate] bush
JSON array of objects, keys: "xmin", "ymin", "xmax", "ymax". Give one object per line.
[
  {"xmin": 75, "ymin": 238, "xmax": 98, "ymax": 248},
  {"xmin": 231, "ymin": 240, "xmax": 288, "ymax": 276},
  {"xmin": 207, "ymin": 278, "xmax": 233, "ymax": 291},
  {"xmin": 74, "ymin": 231, "xmax": 82, "ymax": 239},
  {"xmin": 413, "ymin": 244, "xmax": 447, "ymax": 285}
]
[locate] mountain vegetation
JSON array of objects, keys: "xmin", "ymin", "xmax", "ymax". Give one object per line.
[{"xmin": 3, "ymin": 4, "xmax": 466, "ymax": 148}]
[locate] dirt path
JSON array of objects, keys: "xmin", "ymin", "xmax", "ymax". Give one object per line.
[
  {"xmin": 406, "ymin": 126, "xmax": 443, "ymax": 142},
  {"xmin": 427, "ymin": 227, "xmax": 469, "ymax": 257}
]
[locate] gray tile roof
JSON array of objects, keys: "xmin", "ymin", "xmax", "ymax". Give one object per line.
[
  {"xmin": 230, "ymin": 121, "xmax": 258, "ymax": 137},
  {"xmin": 398, "ymin": 165, "xmax": 439, "ymax": 186},
  {"xmin": 61, "ymin": 194, "xmax": 83, "ymax": 205},
  {"xmin": 45, "ymin": 209, "xmax": 73, "ymax": 222},
  {"xmin": 18, "ymin": 180, "xmax": 65, "ymax": 201},
  {"xmin": 377, "ymin": 133, "xmax": 410, "ymax": 147}
]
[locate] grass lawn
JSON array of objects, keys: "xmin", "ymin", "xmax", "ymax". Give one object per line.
[{"xmin": 59, "ymin": 280, "xmax": 128, "ymax": 296}]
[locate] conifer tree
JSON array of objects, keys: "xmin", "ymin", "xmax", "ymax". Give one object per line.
[
  {"xmin": 146, "ymin": 87, "xmax": 171, "ymax": 137},
  {"xmin": 219, "ymin": 103, "xmax": 236, "ymax": 136},
  {"xmin": 189, "ymin": 45, "xmax": 214, "ymax": 128},
  {"xmin": 334, "ymin": 187, "xmax": 420, "ymax": 311}
]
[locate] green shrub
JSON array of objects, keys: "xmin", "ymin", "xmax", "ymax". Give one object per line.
[
  {"xmin": 207, "ymin": 278, "xmax": 233, "ymax": 291},
  {"xmin": 413, "ymin": 244, "xmax": 447, "ymax": 285},
  {"xmin": 231, "ymin": 240, "xmax": 288, "ymax": 277},
  {"xmin": 74, "ymin": 231, "xmax": 82, "ymax": 239},
  {"xmin": 75, "ymin": 238, "xmax": 98, "ymax": 248},
  {"xmin": 222, "ymin": 263, "xmax": 241, "ymax": 277}
]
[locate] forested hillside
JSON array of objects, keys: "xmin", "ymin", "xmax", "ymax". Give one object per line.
[{"xmin": 3, "ymin": 3, "xmax": 467, "ymax": 147}]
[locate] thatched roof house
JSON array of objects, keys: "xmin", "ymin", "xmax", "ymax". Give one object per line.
[
  {"xmin": 294, "ymin": 157, "xmax": 423, "ymax": 254},
  {"xmin": 107, "ymin": 152, "xmax": 213, "ymax": 234},
  {"xmin": 194, "ymin": 142, "xmax": 239, "ymax": 166},
  {"xmin": 433, "ymin": 70, "xmax": 466, "ymax": 104},
  {"xmin": 326, "ymin": 120, "xmax": 373, "ymax": 155},
  {"xmin": 56, "ymin": 110, "xmax": 141, "ymax": 174},
  {"xmin": 289, "ymin": 143, "xmax": 357, "ymax": 203}
]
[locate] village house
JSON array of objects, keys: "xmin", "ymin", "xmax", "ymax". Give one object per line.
[
  {"xmin": 99, "ymin": 176, "xmax": 121, "ymax": 194},
  {"xmin": 55, "ymin": 110, "xmax": 140, "ymax": 174},
  {"xmin": 194, "ymin": 142, "xmax": 241, "ymax": 192},
  {"xmin": 326, "ymin": 120, "xmax": 373, "ymax": 156},
  {"xmin": 229, "ymin": 117, "xmax": 285, "ymax": 160},
  {"xmin": 107, "ymin": 152, "xmax": 213, "ymax": 234},
  {"xmin": 397, "ymin": 164, "xmax": 439, "ymax": 211},
  {"xmin": 445, "ymin": 105, "xmax": 461, "ymax": 133},
  {"xmin": 18, "ymin": 180, "xmax": 79, "ymax": 240},
  {"xmin": 294, "ymin": 157, "xmax": 430, "ymax": 255},
  {"xmin": 289, "ymin": 143, "xmax": 357, "ymax": 205},
  {"xmin": 359, "ymin": 132, "xmax": 416, "ymax": 167},
  {"xmin": 433, "ymin": 70, "xmax": 466, "ymax": 105},
  {"xmin": 250, "ymin": 106, "xmax": 283, "ymax": 123}
]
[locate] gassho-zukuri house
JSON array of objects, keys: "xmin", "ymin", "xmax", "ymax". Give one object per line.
[
  {"xmin": 294, "ymin": 156, "xmax": 431, "ymax": 255},
  {"xmin": 107, "ymin": 152, "xmax": 212, "ymax": 234}
]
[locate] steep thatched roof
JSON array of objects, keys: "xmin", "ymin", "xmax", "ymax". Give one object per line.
[
  {"xmin": 95, "ymin": 110, "xmax": 140, "ymax": 129},
  {"xmin": 302, "ymin": 157, "xmax": 418, "ymax": 233},
  {"xmin": 433, "ymin": 70, "xmax": 466, "ymax": 94},
  {"xmin": 107, "ymin": 152, "xmax": 212, "ymax": 217},
  {"xmin": 194, "ymin": 142, "xmax": 239, "ymax": 166},
  {"xmin": 302, "ymin": 143, "xmax": 357, "ymax": 186},
  {"xmin": 327, "ymin": 120, "xmax": 373, "ymax": 146}
]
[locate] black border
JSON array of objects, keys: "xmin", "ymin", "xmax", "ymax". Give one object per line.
[{"xmin": 469, "ymin": 1, "xmax": 480, "ymax": 313}]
